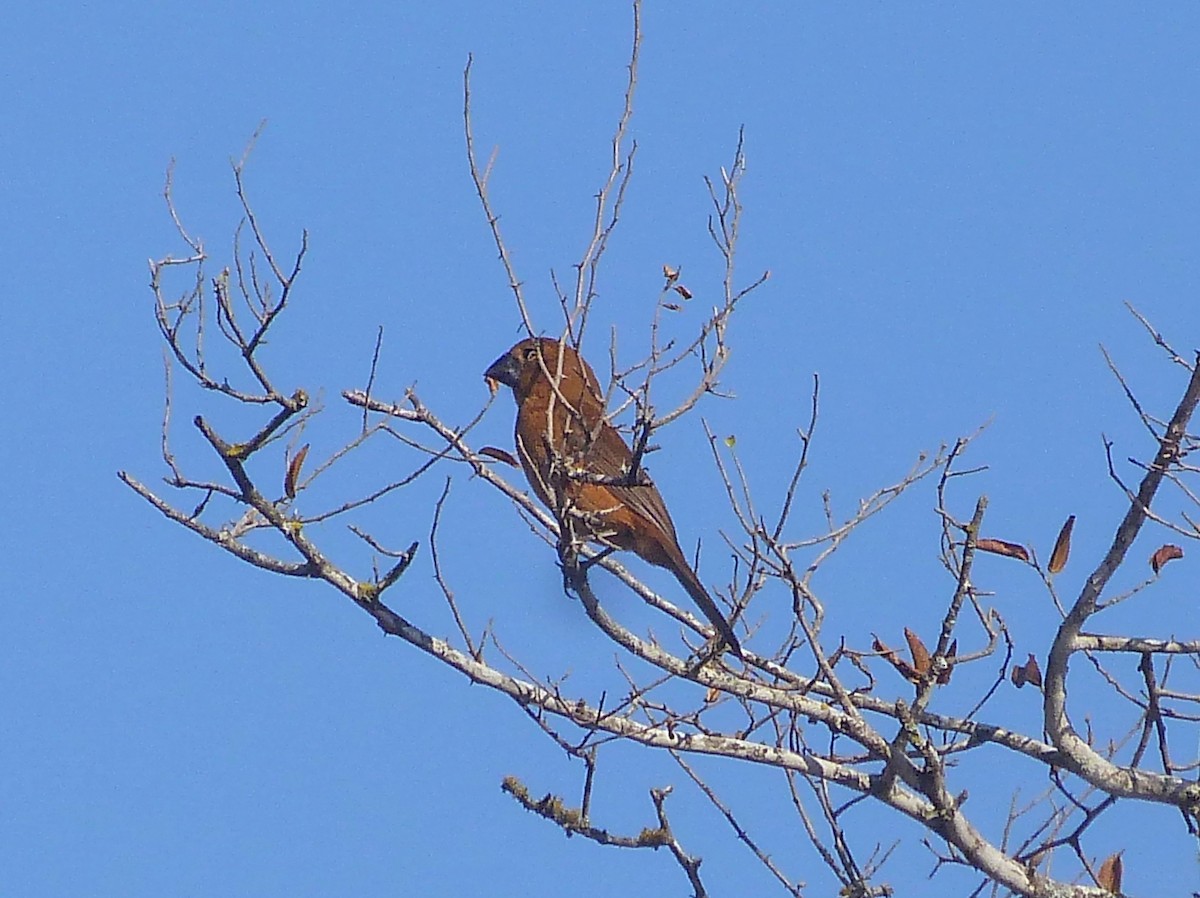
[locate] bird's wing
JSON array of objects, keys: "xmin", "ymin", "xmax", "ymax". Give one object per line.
[{"xmin": 577, "ymin": 420, "xmax": 682, "ymax": 548}]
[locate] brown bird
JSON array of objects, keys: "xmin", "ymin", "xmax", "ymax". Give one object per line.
[{"xmin": 485, "ymin": 337, "xmax": 742, "ymax": 657}]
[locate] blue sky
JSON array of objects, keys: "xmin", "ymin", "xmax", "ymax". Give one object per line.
[{"xmin": 3, "ymin": 3, "xmax": 1199, "ymax": 895}]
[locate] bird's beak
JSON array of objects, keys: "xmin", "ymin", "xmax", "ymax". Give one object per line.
[{"xmin": 484, "ymin": 350, "xmax": 521, "ymax": 390}]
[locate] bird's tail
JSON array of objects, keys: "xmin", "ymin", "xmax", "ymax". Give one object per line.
[{"xmin": 666, "ymin": 550, "xmax": 743, "ymax": 659}]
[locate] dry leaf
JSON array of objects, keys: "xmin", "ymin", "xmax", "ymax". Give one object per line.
[
  {"xmin": 874, "ymin": 634, "xmax": 918, "ymax": 683},
  {"xmin": 1024, "ymin": 654, "xmax": 1042, "ymax": 688},
  {"xmin": 904, "ymin": 628, "xmax": 931, "ymax": 676},
  {"xmin": 673, "ymin": 284, "xmax": 693, "ymax": 300},
  {"xmin": 1048, "ymin": 514, "xmax": 1075, "ymax": 574},
  {"xmin": 705, "ymin": 685, "xmax": 721, "ymax": 704},
  {"xmin": 872, "ymin": 635, "xmax": 896, "ymax": 662},
  {"xmin": 479, "ymin": 446, "xmax": 521, "ymax": 468},
  {"xmin": 1011, "ymin": 654, "xmax": 1042, "ymax": 689},
  {"xmin": 662, "ymin": 264, "xmax": 679, "ymax": 282},
  {"xmin": 977, "ymin": 538, "xmax": 1030, "ymax": 562},
  {"xmin": 1097, "ymin": 851, "xmax": 1123, "ymax": 893},
  {"xmin": 1150, "ymin": 544, "xmax": 1183, "ymax": 574},
  {"xmin": 724, "ymin": 435, "xmax": 736, "ymax": 448},
  {"xmin": 663, "ymin": 302, "xmax": 682, "ymax": 311},
  {"xmin": 285, "ymin": 443, "xmax": 310, "ymax": 499}
]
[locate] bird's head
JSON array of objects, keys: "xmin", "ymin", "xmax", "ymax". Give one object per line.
[{"xmin": 485, "ymin": 337, "xmax": 601, "ymax": 404}]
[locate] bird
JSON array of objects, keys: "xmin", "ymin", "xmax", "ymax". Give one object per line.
[{"xmin": 484, "ymin": 336, "xmax": 742, "ymax": 658}]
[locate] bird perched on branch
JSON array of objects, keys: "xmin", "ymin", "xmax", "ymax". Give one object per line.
[{"xmin": 485, "ymin": 336, "xmax": 742, "ymax": 658}]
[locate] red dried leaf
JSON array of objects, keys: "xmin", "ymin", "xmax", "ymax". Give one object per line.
[
  {"xmin": 1150, "ymin": 544, "xmax": 1183, "ymax": 574},
  {"xmin": 904, "ymin": 628, "xmax": 931, "ymax": 676},
  {"xmin": 662, "ymin": 264, "xmax": 679, "ymax": 282},
  {"xmin": 1011, "ymin": 654, "xmax": 1043, "ymax": 689},
  {"xmin": 872, "ymin": 635, "xmax": 895, "ymax": 661},
  {"xmin": 673, "ymin": 284, "xmax": 693, "ymax": 300},
  {"xmin": 1097, "ymin": 851, "xmax": 1123, "ymax": 893},
  {"xmin": 977, "ymin": 538, "xmax": 1030, "ymax": 562},
  {"xmin": 1048, "ymin": 514, "xmax": 1075, "ymax": 574},
  {"xmin": 285, "ymin": 443, "xmax": 310, "ymax": 499},
  {"xmin": 1026, "ymin": 657, "xmax": 1043, "ymax": 688},
  {"xmin": 874, "ymin": 634, "xmax": 918, "ymax": 682},
  {"xmin": 479, "ymin": 446, "xmax": 521, "ymax": 468}
]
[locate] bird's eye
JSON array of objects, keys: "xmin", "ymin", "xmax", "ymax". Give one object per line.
[{"xmin": 522, "ymin": 346, "xmax": 538, "ymax": 361}]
